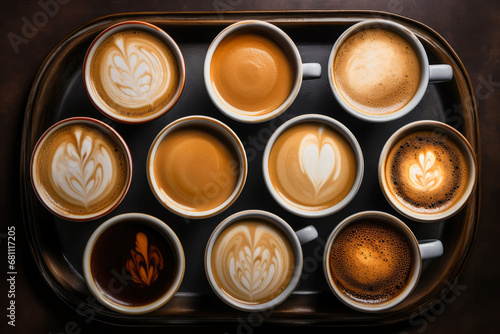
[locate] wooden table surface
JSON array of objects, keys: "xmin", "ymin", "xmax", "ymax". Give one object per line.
[{"xmin": 1, "ymin": 0, "xmax": 498, "ymax": 333}]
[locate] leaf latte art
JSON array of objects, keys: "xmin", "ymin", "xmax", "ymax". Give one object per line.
[
  {"xmin": 51, "ymin": 129, "xmax": 113, "ymax": 208},
  {"xmin": 90, "ymin": 30, "xmax": 179, "ymax": 117},
  {"xmin": 211, "ymin": 221, "xmax": 295, "ymax": 304},
  {"xmin": 35, "ymin": 123, "xmax": 128, "ymax": 216}
]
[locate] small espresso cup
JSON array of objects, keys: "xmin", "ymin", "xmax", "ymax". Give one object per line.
[
  {"xmin": 379, "ymin": 120, "xmax": 478, "ymax": 222},
  {"xmin": 204, "ymin": 20, "xmax": 322, "ymax": 123},
  {"xmin": 205, "ymin": 210, "xmax": 318, "ymax": 311},
  {"xmin": 147, "ymin": 116, "xmax": 247, "ymax": 219},
  {"xmin": 324, "ymin": 211, "xmax": 443, "ymax": 312},
  {"xmin": 328, "ymin": 19, "xmax": 453, "ymax": 122},
  {"xmin": 263, "ymin": 114, "xmax": 364, "ymax": 218},
  {"xmin": 30, "ymin": 117, "xmax": 132, "ymax": 221},
  {"xmin": 83, "ymin": 213, "xmax": 185, "ymax": 314},
  {"xmin": 83, "ymin": 21, "xmax": 186, "ymax": 123}
]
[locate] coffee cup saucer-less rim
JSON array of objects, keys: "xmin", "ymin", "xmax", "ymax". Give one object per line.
[
  {"xmin": 82, "ymin": 213, "xmax": 185, "ymax": 315},
  {"xmin": 83, "ymin": 21, "xmax": 186, "ymax": 124},
  {"xmin": 378, "ymin": 120, "xmax": 478, "ymax": 222},
  {"xmin": 262, "ymin": 114, "xmax": 364, "ymax": 218},
  {"xmin": 323, "ymin": 211, "xmax": 422, "ymax": 312},
  {"xmin": 147, "ymin": 115, "xmax": 248, "ymax": 219},
  {"xmin": 204, "ymin": 20, "xmax": 303, "ymax": 123},
  {"xmin": 204, "ymin": 210, "xmax": 304, "ymax": 312},
  {"xmin": 328, "ymin": 19, "xmax": 431, "ymax": 123},
  {"xmin": 30, "ymin": 117, "xmax": 133, "ymax": 222}
]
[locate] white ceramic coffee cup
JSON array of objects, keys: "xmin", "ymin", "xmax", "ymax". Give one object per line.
[
  {"xmin": 83, "ymin": 21, "xmax": 186, "ymax": 124},
  {"xmin": 83, "ymin": 213, "xmax": 185, "ymax": 315},
  {"xmin": 378, "ymin": 120, "xmax": 478, "ymax": 222},
  {"xmin": 204, "ymin": 20, "xmax": 322, "ymax": 123},
  {"xmin": 262, "ymin": 114, "xmax": 364, "ymax": 218},
  {"xmin": 147, "ymin": 115, "xmax": 247, "ymax": 219},
  {"xmin": 205, "ymin": 210, "xmax": 318, "ymax": 312},
  {"xmin": 323, "ymin": 211, "xmax": 443, "ymax": 312},
  {"xmin": 328, "ymin": 19, "xmax": 453, "ymax": 122},
  {"xmin": 30, "ymin": 117, "xmax": 133, "ymax": 221}
]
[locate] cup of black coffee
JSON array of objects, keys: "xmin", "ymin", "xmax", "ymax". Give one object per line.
[
  {"xmin": 323, "ymin": 211, "xmax": 443, "ymax": 312},
  {"xmin": 83, "ymin": 213, "xmax": 185, "ymax": 314}
]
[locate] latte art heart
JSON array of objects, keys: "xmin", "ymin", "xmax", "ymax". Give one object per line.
[
  {"xmin": 211, "ymin": 221, "xmax": 295, "ymax": 304},
  {"xmin": 51, "ymin": 129, "xmax": 114, "ymax": 208},
  {"xmin": 408, "ymin": 151, "xmax": 443, "ymax": 191},
  {"xmin": 268, "ymin": 122, "xmax": 357, "ymax": 211},
  {"xmin": 299, "ymin": 127, "xmax": 341, "ymax": 196}
]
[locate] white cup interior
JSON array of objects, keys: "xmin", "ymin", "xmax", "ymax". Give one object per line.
[
  {"xmin": 204, "ymin": 20, "xmax": 303, "ymax": 123},
  {"xmin": 328, "ymin": 19, "xmax": 430, "ymax": 123},
  {"xmin": 82, "ymin": 213, "xmax": 185, "ymax": 315},
  {"xmin": 262, "ymin": 114, "xmax": 364, "ymax": 218},
  {"xmin": 378, "ymin": 120, "xmax": 478, "ymax": 222},
  {"xmin": 323, "ymin": 211, "xmax": 422, "ymax": 312},
  {"xmin": 204, "ymin": 210, "xmax": 303, "ymax": 312},
  {"xmin": 147, "ymin": 116, "xmax": 247, "ymax": 219},
  {"xmin": 83, "ymin": 21, "xmax": 186, "ymax": 124}
]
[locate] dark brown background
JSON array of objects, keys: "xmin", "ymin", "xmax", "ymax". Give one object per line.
[{"xmin": 1, "ymin": 0, "xmax": 498, "ymax": 333}]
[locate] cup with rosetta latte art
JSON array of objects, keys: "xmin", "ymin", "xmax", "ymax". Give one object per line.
[
  {"xmin": 83, "ymin": 21, "xmax": 186, "ymax": 123},
  {"xmin": 379, "ymin": 120, "xmax": 478, "ymax": 222},
  {"xmin": 263, "ymin": 114, "xmax": 364, "ymax": 218},
  {"xmin": 30, "ymin": 117, "xmax": 132, "ymax": 221},
  {"xmin": 205, "ymin": 210, "xmax": 318, "ymax": 311}
]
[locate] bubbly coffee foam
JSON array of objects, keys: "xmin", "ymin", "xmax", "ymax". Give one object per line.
[
  {"xmin": 329, "ymin": 220, "xmax": 414, "ymax": 304},
  {"xmin": 152, "ymin": 126, "xmax": 240, "ymax": 213},
  {"xmin": 268, "ymin": 122, "xmax": 357, "ymax": 211},
  {"xmin": 385, "ymin": 130, "xmax": 468, "ymax": 214},
  {"xmin": 36, "ymin": 124, "xmax": 129, "ymax": 215},
  {"xmin": 333, "ymin": 28, "xmax": 421, "ymax": 115},
  {"xmin": 211, "ymin": 220, "xmax": 295, "ymax": 304},
  {"xmin": 90, "ymin": 29, "xmax": 179, "ymax": 118},
  {"xmin": 210, "ymin": 31, "xmax": 295, "ymax": 116}
]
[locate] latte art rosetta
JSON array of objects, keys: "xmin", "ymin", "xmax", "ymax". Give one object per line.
[
  {"xmin": 408, "ymin": 151, "xmax": 443, "ymax": 191},
  {"xmin": 211, "ymin": 221, "xmax": 294, "ymax": 304},
  {"xmin": 51, "ymin": 129, "xmax": 114, "ymax": 208},
  {"xmin": 101, "ymin": 35, "xmax": 172, "ymax": 109}
]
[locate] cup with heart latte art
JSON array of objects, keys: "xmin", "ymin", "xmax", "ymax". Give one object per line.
[
  {"xmin": 83, "ymin": 21, "xmax": 186, "ymax": 123},
  {"xmin": 263, "ymin": 114, "xmax": 364, "ymax": 218},
  {"xmin": 30, "ymin": 117, "xmax": 132, "ymax": 221},
  {"xmin": 205, "ymin": 210, "xmax": 318, "ymax": 311}
]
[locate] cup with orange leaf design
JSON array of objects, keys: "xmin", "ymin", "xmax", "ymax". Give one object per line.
[{"xmin": 83, "ymin": 213, "xmax": 185, "ymax": 314}]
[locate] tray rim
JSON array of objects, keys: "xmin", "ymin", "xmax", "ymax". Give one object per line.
[{"xmin": 20, "ymin": 9, "xmax": 481, "ymax": 326}]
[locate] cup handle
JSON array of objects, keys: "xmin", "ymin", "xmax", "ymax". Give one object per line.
[
  {"xmin": 418, "ymin": 239, "xmax": 444, "ymax": 260},
  {"xmin": 295, "ymin": 225, "xmax": 318, "ymax": 245},
  {"xmin": 429, "ymin": 64, "xmax": 453, "ymax": 83},
  {"xmin": 302, "ymin": 63, "xmax": 322, "ymax": 80}
]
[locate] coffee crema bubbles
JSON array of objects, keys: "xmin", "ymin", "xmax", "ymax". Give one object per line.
[
  {"xmin": 329, "ymin": 220, "xmax": 414, "ymax": 304},
  {"xmin": 333, "ymin": 28, "xmax": 421, "ymax": 115},
  {"xmin": 34, "ymin": 123, "xmax": 129, "ymax": 216},
  {"xmin": 211, "ymin": 220, "xmax": 295, "ymax": 304},
  {"xmin": 385, "ymin": 130, "xmax": 468, "ymax": 214},
  {"xmin": 210, "ymin": 31, "xmax": 295, "ymax": 116},
  {"xmin": 89, "ymin": 29, "xmax": 179, "ymax": 118},
  {"xmin": 268, "ymin": 122, "xmax": 357, "ymax": 211}
]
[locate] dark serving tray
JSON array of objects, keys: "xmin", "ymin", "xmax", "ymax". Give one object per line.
[{"xmin": 20, "ymin": 11, "xmax": 480, "ymax": 326}]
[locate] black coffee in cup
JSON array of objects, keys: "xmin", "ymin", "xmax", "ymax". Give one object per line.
[{"xmin": 90, "ymin": 221, "xmax": 178, "ymax": 307}]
